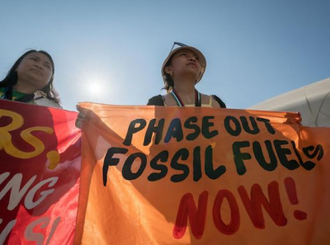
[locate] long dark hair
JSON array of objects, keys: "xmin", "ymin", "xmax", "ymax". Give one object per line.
[
  {"xmin": 0, "ymin": 50, "xmax": 60, "ymax": 104},
  {"xmin": 163, "ymin": 56, "xmax": 174, "ymax": 91}
]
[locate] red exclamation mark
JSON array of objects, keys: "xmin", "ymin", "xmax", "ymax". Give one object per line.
[{"xmin": 284, "ymin": 177, "xmax": 307, "ymax": 221}]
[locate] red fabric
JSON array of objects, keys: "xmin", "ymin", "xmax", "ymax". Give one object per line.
[{"xmin": 0, "ymin": 100, "xmax": 81, "ymax": 245}]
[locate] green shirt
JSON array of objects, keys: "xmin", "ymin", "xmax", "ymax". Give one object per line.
[
  {"xmin": 0, "ymin": 87, "xmax": 29, "ymax": 101},
  {"xmin": 0, "ymin": 87, "xmax": 62, "ymax": 108}
]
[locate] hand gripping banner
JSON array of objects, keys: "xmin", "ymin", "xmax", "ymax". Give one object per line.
[
  {"xmin": 0, "ymin": 100, "xmax": 81, "ymax": 245},
  {"xmin": 75, "ymin": 103, "xmax": 330, "ymax": 245}
]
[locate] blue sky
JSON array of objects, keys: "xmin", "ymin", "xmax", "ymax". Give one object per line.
[{"xmin": 1, "ymin": 0, "xmax": 329, "ymax": 111}]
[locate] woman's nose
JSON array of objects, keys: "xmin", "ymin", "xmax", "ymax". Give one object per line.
[
  {"xmin": 189, "ymin": 56, "xmax": 196, "ymax": 62},
  {"xmin": 34, "ymin": 63, "xmax": 43, "ymax": 69}
]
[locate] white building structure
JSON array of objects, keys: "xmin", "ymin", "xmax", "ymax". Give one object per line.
[{"xmin": 250, "ymin": 78, "xmax": 330, "ymax": 127}]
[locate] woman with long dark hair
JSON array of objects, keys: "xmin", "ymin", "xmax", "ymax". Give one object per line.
[{"xmin": 0, "ymin": 50, "xmax": 61, "ymax": 108}]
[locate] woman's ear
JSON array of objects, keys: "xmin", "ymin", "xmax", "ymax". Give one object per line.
[{"xmin": 164, "ymin": 66, "xmax": 172, "ymax": 75}]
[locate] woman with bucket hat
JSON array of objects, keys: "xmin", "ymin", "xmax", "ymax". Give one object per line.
[
  {"xmin": 147, "ymin": 42, "xmax": 226, "ymax": 108},
  {"xmin": 75, "ymin": 42, "xmax": 226, "ymax": 128}
]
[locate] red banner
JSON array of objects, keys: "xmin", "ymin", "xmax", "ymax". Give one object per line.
[{"xmin": 0, "ymin": 100, "xmax": 81, "ymax": 245}]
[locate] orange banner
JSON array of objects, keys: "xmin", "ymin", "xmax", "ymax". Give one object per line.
[{"xmin": 75, "ymin": 103, "xmax": 330, "ymax": 245}]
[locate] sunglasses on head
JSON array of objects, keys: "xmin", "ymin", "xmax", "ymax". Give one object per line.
[{"xmin": 169, "ymin": 42, "xmax": 188, "ymax": 53}]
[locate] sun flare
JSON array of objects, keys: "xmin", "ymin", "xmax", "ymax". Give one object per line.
[
  {"xmin": 87, "ymin": 80, "xmax": 103, "ymax": 96},
  {"xmin": 81, "ymin": 72, "xmax": 109, "ymax": 100}
]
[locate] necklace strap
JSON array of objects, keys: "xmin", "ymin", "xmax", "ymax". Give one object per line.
[
  {"xmin": 195, "ymin": 91, "xmax": 201, "ymax": 107},
  {"xmin": 171, "ymin": 89, "xmax": 201, "ymax": 107}
]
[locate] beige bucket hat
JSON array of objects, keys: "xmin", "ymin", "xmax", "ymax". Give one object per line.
[{"xmin": 161, "ymin": 42, "xmax": 207, "ymax": 85}]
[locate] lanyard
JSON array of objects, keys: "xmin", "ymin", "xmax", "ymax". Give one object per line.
[{"xmin": 170, "ymin": 89, "xmax": 201, "ymax": 107}]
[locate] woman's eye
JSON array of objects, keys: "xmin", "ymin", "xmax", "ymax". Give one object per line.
[{"xmin": 30, "ymin": 57, "xmax": 37, "ymax": 61}]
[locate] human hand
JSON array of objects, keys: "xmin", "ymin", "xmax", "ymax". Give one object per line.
[{"xmin": 75, "ymin": 104, "xmax": 87, "ymax": 129}]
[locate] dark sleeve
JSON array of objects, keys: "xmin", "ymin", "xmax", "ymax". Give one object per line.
[
  {"xmin": 212, "ymin": 95, "xmax": 226, "ymax": 108},
  {"xmin": 147, "ymin": 95, "xmax": 165, "ymax": 106}
]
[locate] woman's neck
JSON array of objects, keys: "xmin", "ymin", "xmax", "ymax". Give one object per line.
[
  {"xmin": 14, "ymin": 81, "xmax": 38, "ymax": 94},
  {"xmin": 173, "ymin": 80, "xmax": 195, "ymax": 96}
]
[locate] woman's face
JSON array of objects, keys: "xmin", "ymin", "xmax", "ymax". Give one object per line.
[
  {"xmin": 16, "ymin": 52, "xmax": 53, "ymax": 90},
  {"xmin": 166, "ymin": 49, "xmax": 202, "ymax": 81}
]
